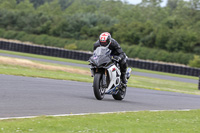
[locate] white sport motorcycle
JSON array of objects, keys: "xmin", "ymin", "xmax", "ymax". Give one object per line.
[{"xmin": 89, "ymin": 46, "xmax": 132, "ymax": 100}]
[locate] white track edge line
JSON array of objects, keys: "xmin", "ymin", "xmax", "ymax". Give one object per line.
[{"xmin": 0, "ymin": 109, "xmax": 192, "ymax": 120}]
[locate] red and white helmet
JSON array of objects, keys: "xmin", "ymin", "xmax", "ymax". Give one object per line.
[{"xmin": 99, "ymin": 32, "xmax": 111, "ymax": 47}]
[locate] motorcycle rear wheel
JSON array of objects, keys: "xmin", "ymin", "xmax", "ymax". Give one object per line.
[
  {"xmin": 112, "ymin": 86, "xmax": 126, "ymax": 100},
  {"xmin": 93, "ymin": 73, "xmax": 105, "ymax": 100}
]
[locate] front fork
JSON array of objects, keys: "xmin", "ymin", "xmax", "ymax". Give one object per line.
[
  {"xmin": 91, "ymin": 68, "xmax": 107, "ymax": 88},
  {"xmin": 102, "ymin": 70, "xmax": 107, "ymax": 88}
]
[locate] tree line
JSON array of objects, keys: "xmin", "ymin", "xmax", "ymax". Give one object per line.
[{"xmin": 0, "ymin": 0, "xmax": 200, "ymax": 66}]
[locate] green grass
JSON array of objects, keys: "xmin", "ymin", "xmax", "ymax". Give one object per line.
[
  {"xmin": 0, "ymin": 50, "xmax": 88, "ymax": 65},
  {"xmin": 0, "ymin": 64, "xmax": 92, "ymax": 83},
  {"xmin": 0, "ymin": 49, "xmax": 198, "ymax": 80},
  {"xmin": 129, "ymin": 75, "xmax": 198, "ymax": 95},
  {"xmin": 0, "ymin": 110, "xmax": 200, "ymax": 133}
]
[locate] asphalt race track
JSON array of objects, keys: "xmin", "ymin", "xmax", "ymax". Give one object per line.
[
  {"xmin": 0, "ymin": 52, "xmax": 198, "ymax": 84},
  {"xmin": 1, "ymin": 74, "xmax": 200, "ymax": 118}
]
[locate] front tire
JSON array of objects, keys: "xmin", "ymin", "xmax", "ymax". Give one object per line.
[{"xmin": 93, "ymin": 73, "xmax": 105, "ymax": 100}]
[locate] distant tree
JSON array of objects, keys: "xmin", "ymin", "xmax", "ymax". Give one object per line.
[
  {"xmin": 0, "ymin": 0, "xmax": 200, "ymax": 55},
  {"xmin": 59, "ymin": 0, "xmax": 75, "ymax": 10},
  {"xmin": 167, "ymin": 0, "xmax": 179, "ymax": 10},
  {"xmin": 0, "ymin": 0, "xmax": 17, "ymax": 9},
  {"xmin": 16, "ymin": 0, "xmax": 34, "ymax": 12},
  {"xmin": 29, "ymin": 0, "xmax": 53, "ymax": 8},
  {"xmin": 155, "ymin": 26, "xmax": 170, "ymax": 49},
  {"xmin": 141, "ymin": 0, "xmax": 163, "ymax": 6},
  {"xmin": 36, "ymin": 0, "xmax": 62, "ymax": 16},
  {"xmin": 16, "ymin": 0, "xmax": 24, "ymax": 4},
  {"xmin": 189, "ymin": 0, "xmax": 200, "ymax": 10}
]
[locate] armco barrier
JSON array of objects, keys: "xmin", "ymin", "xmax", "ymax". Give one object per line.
[
  {"xmin": 199, "ymin": 76, "xmax": 200, "ymax": 90},
  {"xmin": 0, "ymin": 41, "xmax": 92, "ymax": 61},
  {"xmin": 0, "ymin": 40, "xmax": 200, "ymax": 77}
]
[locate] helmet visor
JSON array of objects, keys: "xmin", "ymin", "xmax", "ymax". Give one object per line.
[{"xmin": 100, "ymin": 41, "xmax": 109, "ymax": 46}]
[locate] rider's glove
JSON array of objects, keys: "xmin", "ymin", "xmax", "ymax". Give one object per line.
[{"xmin": 112, "ymin": 56, "xmax": 121, "ymax": 62}]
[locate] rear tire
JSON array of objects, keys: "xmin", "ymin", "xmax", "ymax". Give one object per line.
[
  {"xmin": 112, "ymin": 86, "xmax": 126, "ymax": 100},
  {"xmin": 93, "ymin": 73, "xmax": 105, "ymax": 100}
]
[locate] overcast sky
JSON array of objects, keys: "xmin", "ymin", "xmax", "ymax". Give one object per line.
[
  {"xmin": 124, "ymin": 0, "xmax": 190, "ymax": 6},
  {"xmin": 125, "ymin": 0, "xmax": 167, "ymax": 6}
]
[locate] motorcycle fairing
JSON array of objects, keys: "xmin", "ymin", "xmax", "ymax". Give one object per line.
[
  {"xmin": 90, "ymin": 55, "xmax": 112, "ymax": 68},
  {"xmin": 105, "ymin": 65, "xmax": 121, "ymax": 93}
]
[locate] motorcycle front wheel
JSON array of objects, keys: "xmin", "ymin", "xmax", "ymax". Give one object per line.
[{"xmin": 93, "ymin": 73, "xmax": 105, "ymax": 100}]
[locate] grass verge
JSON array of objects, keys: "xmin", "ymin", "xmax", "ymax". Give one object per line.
[
  {"xmin": 0, "ymin": 110, "xmax": 200, "ymax": 133},
  {"xmin": 0, "ymin": 50, "xmax": 89, "ymax": 65},
  {"xmin": 0, "ymin": 64, "xmax": 92, "ymax": 83},
  {"xmin": 130, "ymin": 75, "xmax": 198, "ymax": 95}
]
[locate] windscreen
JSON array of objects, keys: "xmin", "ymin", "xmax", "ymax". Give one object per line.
[{"xmin": 94, "ymin": 47, "xmax": 110, "ymax": 56}]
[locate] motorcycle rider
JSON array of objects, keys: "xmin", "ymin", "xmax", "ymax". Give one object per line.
[{"xmin": 93, "ymin": 32, "xmax": 128, "ymax": 84}]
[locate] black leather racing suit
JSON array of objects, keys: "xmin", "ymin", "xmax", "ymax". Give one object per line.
[{"xmin": 93, "ymin": 38, "xmax": 127, "ymax": 83}]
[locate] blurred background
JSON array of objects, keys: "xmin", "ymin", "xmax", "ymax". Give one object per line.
[{"xmin": 0, "ymin": 0, "xmax": 200, "ymax": 68}]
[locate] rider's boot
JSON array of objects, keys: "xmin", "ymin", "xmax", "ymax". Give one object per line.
[
  {"xmin": 121, "ymin": 72, "xmax": 127, "ymax": 91},
  {"xmin": 121, "ymin": 72, "xmax": 127, "ymax": 85}
]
